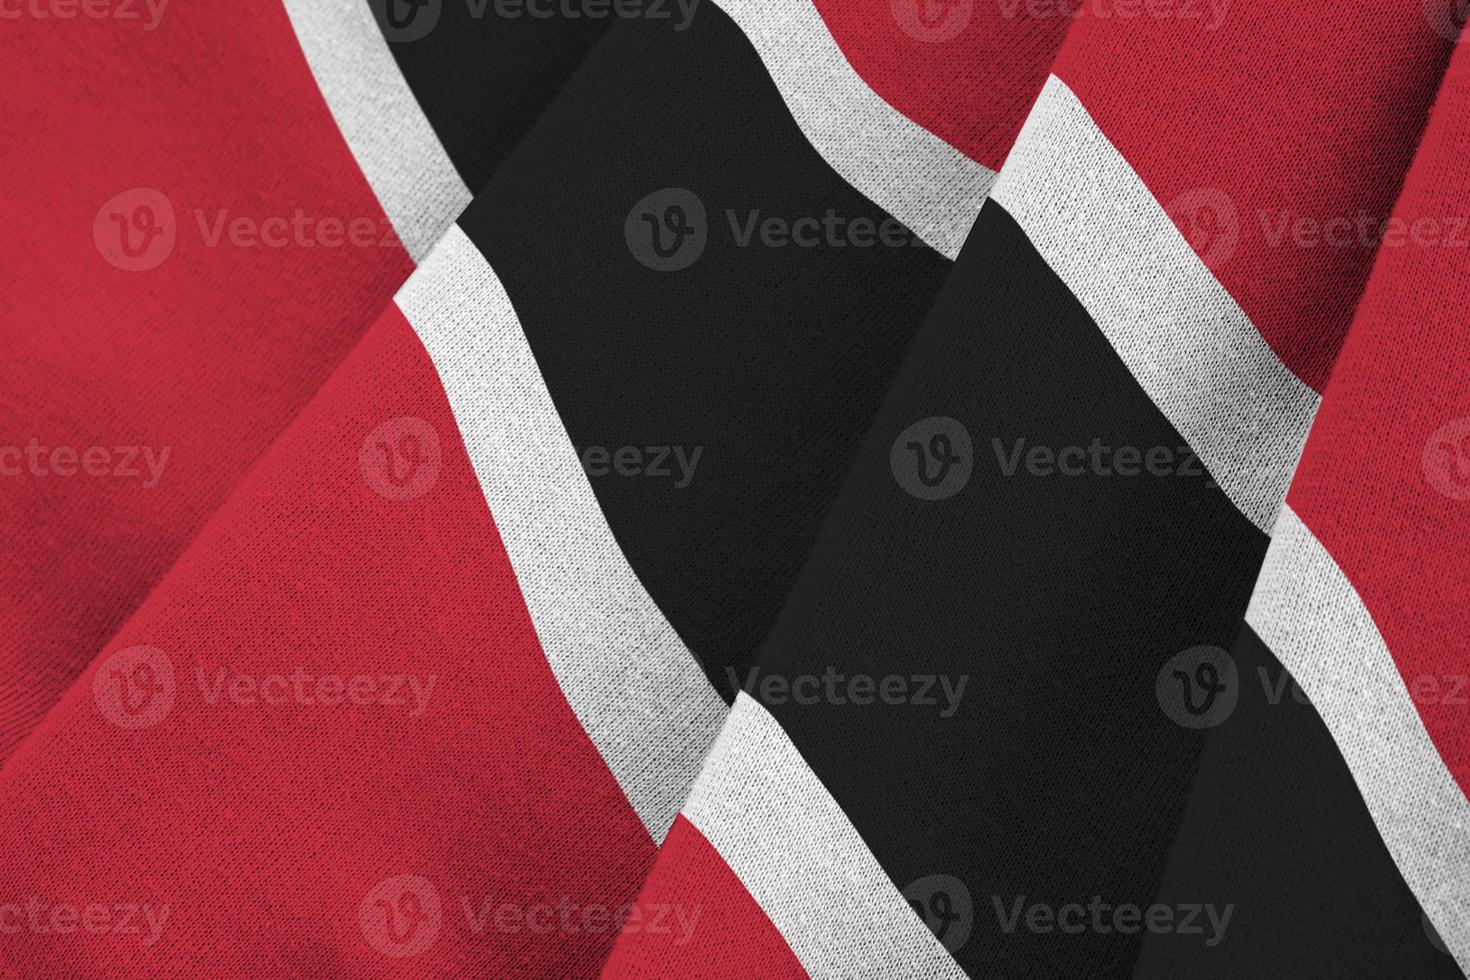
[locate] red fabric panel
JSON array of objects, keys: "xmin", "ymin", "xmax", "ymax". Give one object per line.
[
  {"xmin": 1286, "ymin": 39, "xmax": 1470, "ymax": 797},
  {"xmin": 0, "ymin": 0, "xmax": 411, "ymax": 760},
  {"xmin": 813, "ymin": 0, "xmax": 1070, "ymax": 170},
  {"xmin": 0, "ymin": 306, "xmax": 651, "ymax": 977},
  {"xmin": 601, "ymin": 817, "xmax": 809, "ymax": 980}
]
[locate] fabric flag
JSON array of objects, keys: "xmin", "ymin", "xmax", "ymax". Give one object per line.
[
  {"xmin": 0, "ymin": 0, "xmax": 614, "ymax": 766},
  {"xmin": 0, "ymin": 0, "xmax": 1054, "ymax": 975},
  {"xmin": 602, "ymin": 0, "xmax": 1467, "ymax": 977},
  {"xmin": 8, "ymin": 0, "xmax": 1470, "ymax": 977},
  {"xmin": 1157, "ymin": 26, "xmax": 1470, "ymax": 976}
]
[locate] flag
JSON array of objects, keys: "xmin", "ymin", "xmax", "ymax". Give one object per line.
[
  {"xmin": 0, "ymin": 0, "xmax": 1053, "ymax": 974},
  {"xmin": 602, "ymin": 1, "xmax": 1468, "ymax": 977}
]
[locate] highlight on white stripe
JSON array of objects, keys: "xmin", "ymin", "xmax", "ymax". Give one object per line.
[
  {"xmin": 1247, "ymin": 504, "xmax": 1470, "ymax": 974},
  {"xmin": 395, "ymin": 224, "xmax": 727, "ymax": 842},
  {"xmin": 281, "ymin": 0, "xmax": 471, "ymax": 261},
  {"xmin": 712, "ymin": 0, "xmax": 993, "ymax": 260},
  {"xmin": 991, "ymin": 75, "xmax": 1319, "ymax": 532},
  {"xmin": 684, "ymin": 694, "xmax": 967, "ymax": 979}
]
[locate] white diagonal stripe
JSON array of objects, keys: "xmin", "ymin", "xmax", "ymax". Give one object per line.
[
  {"xmin": 1247, "ymin": 504, "xmax": 1470, "ymax": 974},
  {"xmin": 685, "ymin": 694, "xmax": 967, "ymax": 979},
  {"xmin": 282, "ymin": 0, "xmax": 471, "ymax": 260},
  {"xmin": 395, "ymin": 225, "xmax": 726, "ymax": 841},
  {"xmin": 992, "ymin": 75, "xmax": 1319, "ymax": 532},
  {"xmin": 712, "ymin": 0, "xmax": 994, "ymax": 260}
]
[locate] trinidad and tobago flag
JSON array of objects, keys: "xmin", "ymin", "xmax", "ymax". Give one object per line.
[
  {"xmin": 605, "ymin": 1, "xmax": 1470, "ymax": 978},
  {"xmin": 2, "ymin": 0, "xmax": 1469, "ymax": 977}
]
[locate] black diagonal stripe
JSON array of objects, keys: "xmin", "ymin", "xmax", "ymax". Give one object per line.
[
  {"xmin": 367, "ymin": 0, "xmax": 611, "ymax": 195},
  {"xmin": 1132, "ymin": 622, "xmax": 1466, "ymax": 979},
  {"xmin": 456, "ymin": 10, "xmax": 953, "ymax": 699},
  {"xmin": 751, "ymin": 199, "xmax": 1270, "ymax": 978}
]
